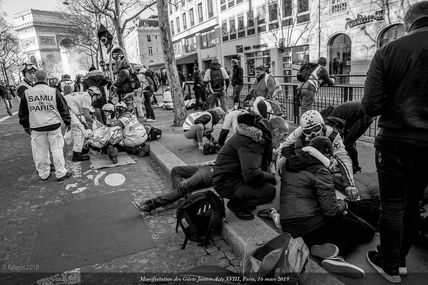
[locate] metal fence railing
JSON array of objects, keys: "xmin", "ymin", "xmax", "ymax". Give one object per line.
[{"xmin": 180, "ymin": 80, "xmax": 379, "ymax": 139}]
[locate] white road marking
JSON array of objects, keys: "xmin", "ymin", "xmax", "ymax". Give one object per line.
[
  {"xmin": 94, "ymin": 171, "xmax": 106, "ymax": 185},
  {"xmin": 0, "ymin": 111, "xmax": 18, "ymax": 123},
  {"xmin": 104, "ymin": 173, "xmax": 125, "ymax": 186}
]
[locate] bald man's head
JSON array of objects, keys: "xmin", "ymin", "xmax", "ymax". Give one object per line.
[{"xmin": 34, "ymin": 70, "xmax": 47, "ymax": 83}]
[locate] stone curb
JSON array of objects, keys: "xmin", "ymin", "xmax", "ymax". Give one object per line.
[{"xmin": 148, "ymin": 140, "xmax": 343, "ymax": 284}]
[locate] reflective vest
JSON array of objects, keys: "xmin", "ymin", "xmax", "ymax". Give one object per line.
[
  {"xmin": 183, "ymin": 111, "xmax": 212, "ymax": 131},
  {"xmin": 118, "ymin": 114, "xmax": 147, "ymax": 147},
  {"xmin": 17, "ymin": 79, "xmax": 33, "ymax": 97},
  {"xmin": 24, "ymin": 84, "xmax": 61, "ymax": 129}
]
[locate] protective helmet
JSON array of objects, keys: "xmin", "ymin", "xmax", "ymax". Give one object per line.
[
  {"xmin": 115, "ymin": 102, "xmax": 127, "ymax": 113},
  {"xmin": 300, "ymin": 110, "xmax": 325, "ymax": 138},
  {"xmin": 61, "ymin": 74, "xmax": 71, "ymax": 80},
  {"xmin": 102, "ymin": 103, "xmax": 115, "ymax": 113},
  {"xmin": 87, "ymin": 86, "xmax": 102, "ymax": 97},
  {"xmin": 21, "ymin": 63, "xmax": 37, "ymax": 75}
]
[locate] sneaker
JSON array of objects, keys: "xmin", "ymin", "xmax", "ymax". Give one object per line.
[
  {"xmin": 367, "ymin": 251, "xmax": 401, "ymax": 283},
  {"xmin": 57, "ymin": 172, "xmax": 72, "ymax": 182},
  {"xmin": 138, "ymin": 145, "xmax": 150, "ymax": 157},
  {"xmin": 132, "ymin": 201, "xmax": 152, "ymax": 214},
  {"xmin": 40, "ymin": 173, "xmax": 51, "ymax": 181},
  {"xmin": 146, "ymin": 118, "xmax": 156, "ymax": 122},
  {"xmin": 193, "ymin": 139, "xmax": 198, "ymax": 147},
  {"xmin": 311, "ymin": 243, "xmax": 339, "ymax": 259},
  {"xmin": 7, "ymin": 110, "xmax": 12, "ymax": 116},
  {"xmin": 227, "ymin": 201, "xmax": 254, "ymax": 220},
  {"xmin": 321, "ymin": 257, "xmax": 365, "ymax": 279},
  {"xmin": 375, "ymin": 245, "xmax": 407, "ymax": 276}
]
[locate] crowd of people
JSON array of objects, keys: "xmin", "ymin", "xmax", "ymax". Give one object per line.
[{"xmin": 7, "ymin": 2, "xmax": 428, "ymax": 283}]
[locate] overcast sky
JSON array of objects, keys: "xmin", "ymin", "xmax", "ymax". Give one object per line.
[{"xmin": 1, "ymin": 0, "xmax": 59, "ymax": 20}]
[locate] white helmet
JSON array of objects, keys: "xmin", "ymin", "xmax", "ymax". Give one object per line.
[
  {"xmin": 115, "ymin": 102, "xmax": 127, "ymax": 113},
  {"xmin": 300, "ymin": 110, "xmax": 325, "ymax": 138},
  {"xmin": 102, "ymin": 103, "xmax": 115, "ymax": 113}
]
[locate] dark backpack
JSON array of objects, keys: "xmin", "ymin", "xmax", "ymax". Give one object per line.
[
  {"xmin": 209, "ymin": 69, "xmax": 224, "ymax": 92},
  {"xmin": 147, "ymin": 73, "xmax": 159, "ymax": 92},
  {"xmin": 144, "ymin": 124, "xmax": 162, "ymax": 141},
  {"xmin": 176, "ymin": 190, "xmax": 225, "ymax": 249},
  {"xmin": 128, "ymin": 69, "xmax": 141, "ymax": 90},
  {"xmin": 296, "ymin": 63, "xmax": 318, "ymax": 82}
]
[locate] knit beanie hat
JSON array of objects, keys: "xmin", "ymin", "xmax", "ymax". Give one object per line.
[{"xmin": 308, "ymin": 136, "xmax": 333, "ymax": 156}]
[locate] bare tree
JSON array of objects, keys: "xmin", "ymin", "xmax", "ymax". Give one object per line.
[
  {"xmin": 157, "ymin": 0, "xmax": 186, "ymax": 126},
  {"xmin": 0, "ymin": 17, "xmax": 24, "ymax": 84},
  {"xmin": 66, "ymin": 0, "xmax": 156, "ymax": 49}
]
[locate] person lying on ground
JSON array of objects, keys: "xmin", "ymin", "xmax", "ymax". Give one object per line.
[
  {"xmin": 277, "ymin": 110, "xmax": 359, "ymax": 201},
  {"xmin": 280, "ymin": 136, "xmax": 379, "ymax": 279},
  {"xmin": 213, "ymin": 113, "xmax": 289, "ymax": 220},
  {"xmin": 132, "ymin": 161, "xmax": 215, "ymax": 214},
  {"xmin": 183, "ymin": 107, "xmax": 225, "ymax": 151}
]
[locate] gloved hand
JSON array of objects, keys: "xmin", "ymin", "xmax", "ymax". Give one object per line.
[{"xmin": 345, "ymin": 186, "xmax": 360, "ymax": 201}]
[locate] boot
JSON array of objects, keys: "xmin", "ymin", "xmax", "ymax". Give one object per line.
[{"xmin": 72, "ymin": 151, "xmax": 90, "ymax": 162}]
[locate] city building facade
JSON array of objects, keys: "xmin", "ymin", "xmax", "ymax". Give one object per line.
[
  {"xmin": 167, "ymin": 0, "xmax": 420, "ymax": 84},
  {"xmin": 14, "ymin": 9, "xmax": 89, "ymax": 78},
  {"xmin": 124, "ymin": 16, "xmax": 164, "ymax": 68}
]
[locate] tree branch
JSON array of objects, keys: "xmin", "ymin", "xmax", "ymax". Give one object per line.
[{"xmin": 122, "ymin": 1, "xmax": 157, "ymax": 29}]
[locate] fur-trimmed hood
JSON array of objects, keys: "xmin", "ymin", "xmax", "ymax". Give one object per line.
[
  {"xmin": 235, "ymin": 112, "xmax": 271, "ymax": 143},
  {"xmin": 236, "ymin": 124, "xmax": 264, "ymax": 143}
]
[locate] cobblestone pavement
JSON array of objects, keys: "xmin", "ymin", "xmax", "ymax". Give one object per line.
[{"xmin": 0, "ymin": 115, "xmax": 240, "ymax": 284}]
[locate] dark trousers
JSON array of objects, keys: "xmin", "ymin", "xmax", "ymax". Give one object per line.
[
  {"xmin": 232, "ymin": 84, "xmax": 243, "ymax": 106},
  {"xmin": 300, "ymin": 88, "xmax": 315, "ymax": 114},
  {"xmin": 375, "ymin": 138, "xmax": 428, "ymax": 271},
  {"xmin": 228, "ymin": 182, "xmax": 276, "ymax": 211},
  {"xmin": 194, "ymin": 87, "xmax": 205, "ymax": 110},
  {"xmin": 344, "ymin": 117, "xmax": 373, "ymax": 170},
  {"xmin": 151, "ymin": 165, "xmax": 213, "ymax": 209},
  {"xmin": 143, "ymin": 92, "xmax": 155, "ymax": 119}
]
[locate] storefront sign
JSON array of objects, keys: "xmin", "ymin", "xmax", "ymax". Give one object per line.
[
  {"xmin": 252, "ymin": 43, "xmax": 268, "ymax": 49},
  {"xmin": 345, "ymin": 10, "xmax": 384, "ymax": 29}
]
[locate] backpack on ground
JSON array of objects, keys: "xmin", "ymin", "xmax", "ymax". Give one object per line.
[
  {"xmin": 209, "ymin": 69, "xmax": 225, "ymax": 92},
  {"xmin": 143, "ymin": 124, "xmax": 162, "ymax": 141},
  {"xmin": 296, "ymin": 63, "xmax": 318, "ymax": 82},
  {"xmin": 176, "ymin": 190, "xmax": 225, "ymax": 249},
  {"xmin": 128, "ymin": 69, "xmax": 141, "ymax": 90},
  {"xmin": 242, "ymin": 232, "xmax": 309, "ymax": 284},
  {"xmin": 264, "ymin": 73, "xmax": 284, "ymax": 100}
]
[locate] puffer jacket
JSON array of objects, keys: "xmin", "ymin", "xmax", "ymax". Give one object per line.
[
  {"xmin": 114, "ymin": 67, "xmax": 133, "ymax": 95},
  {"xmin": 82, "ymin": 70, "xmax": 110, "ymax": 97},
  {"xmin": 280, "ymin": 147, "xmax": 347, "ymax": 236},
  {"xmin": 213, "ymin": 113, "xmax": 275, "ymax": 198}
]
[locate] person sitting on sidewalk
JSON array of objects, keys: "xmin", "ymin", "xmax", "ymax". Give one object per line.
[
  {"xmin": 280, "ymin": 136, "xmax": 378, "ymax": 278},
  {"xmin": 161, "ymin": 87, "xmax": 174, "ymax": 110},
  {"xmin": 132, "ymin": 162, "xmax": 215, "ymax": 214},
  {"xmin": 213, "ymin": 113, "xmax": 289, "ymax": 220},
  {"xmin": 277, "ymin": 110, "xmax": 359, "ymax": 201},
  {"xmin": 183, "ymin": 107, "xmax": 226, "ymax": 151},
  {"xmin": 320, "ymin": 101, "xmax": 374, "ymax": 174}
]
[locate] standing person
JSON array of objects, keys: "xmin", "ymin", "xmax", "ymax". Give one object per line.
[
  {"xmin": 113, "ymin": 59, "xmax": 134, "ymax": 102},
  {"xmin": 248, "ymin": 65, "xmax": 276, "ymax": 99},
  {"xmin": 17, "ymin": 63, "xmax": 37, "ymax": 98},
  {"xmin": 82, "ymin": 66, "xmax": 110, "ymax": 123},
  {"xmin": 299, "ymin": 57, "xmax": 335, "ymax": 114},
  {"xmin": 18, "ymin": 70, "xmax": 72, "ymax": 181},
  {"xmin": 0, "ymin": 81, "xmax": 12, "ymax": 116},
  {"xmin": 193, "ymin": 67, "xmax": 205, "ymax": 110},
  {"xmin": 56, "ymin": 74, "xmax": 74, "ymax": 94},
  {"xmin": 362, "ymin": 2, "xmax": 428, "ymax": 283},
  {"xmin": 231, "ymin": 59, "xmax": 244, "ymax": 108},
  {"xmin": 203, "ymin": 58, "xmax": 230, "ymax": 112},
  {"xmin": 322, "ymin": 101, "xmax": 374, "ymax": 174},
  {"xmin": 142, "ymin": 69, "xmax": 156, "ymax": 122}
]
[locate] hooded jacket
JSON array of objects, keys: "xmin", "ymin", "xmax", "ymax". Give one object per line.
[
  {"xmin": 250, "ymin": 72, "xmax": 276, "ymax": 99},
  {"xmin": 203, "ymin": 62, "xmax": 230, "ymax": 92},
  {"xmin": 82, "ymin": 70, "xmax": 110, "ymax": 97},
  {"xmin": 213, "ymin": 113, "xmax": 275, "ymax": 198},
  {"xmin": 280, "ymin": 147, "xmax": 347, "ymax": 236},
  {"xmin": 114, "ymin": 61, "xmax": 133, "ymax": 95},
  {"xmin": 232, "ymin": 64, "xmax": 244, "ymax": 86}
]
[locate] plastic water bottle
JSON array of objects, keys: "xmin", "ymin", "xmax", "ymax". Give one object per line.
[{"xmin": 270, "ymin": 208, "xmax": 282, "ymax": 230}]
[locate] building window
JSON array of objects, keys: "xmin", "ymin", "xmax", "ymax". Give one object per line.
[
  {"xmin": 171, "ymin": 20, "xmax": 175, "ymax": 35},
  {"xmin": 331, "ymin": 0, "xmax": 347, "ymax": 14},
  {"xmin": 257, "ymin": 5, "xmax": 267, "ymax": 33},
  {"xmin": 183, "ymin": 13, "xmax": 187, "ymax": 30},
  {"xmin": 181, "ymin": 0, "xmax": 185, "ymax": 6},
  {"xmin": 176, "ymin": 17, "xmax": 181, "ymax": 33},
  {"xmin": 147, "ymin": 35, "xmax": 151, "ymax": 42},
  {"xmin": 198, "ymin": 3, "xmax": 203, "ymax": 23},
  {"xmin": 247, "ymin": 10, "xmax": 255, "ymax": 35},
  {"xmin": 329, "ymin": 34, "xmax": 352, "ymax": 81},
  {"xmin": 207, "ymin": 0, "xmax": 214, "ymax": 18},
  {"xmin": 297, "ymin": 0, "xmax": 310, "ymax": 23},
  {"xmin": 175, "ymin": 0, "xmax": 178, "ymax": 11},
  {"xmin": 268, "ymin": 1, "xmax": 279, "ymax": 30},
  {"xmin": 282, "ymin": 0, "xmax": 292, "ymax": 18},
  {"xmin": 222, "ymin": 20, "xmax": 228, "ymax": 42},
  {"xmin": 238, "ymin": 13, "xmax": 245, "ymax": 38},
  {"xmin": 229, "ymin": 17, "xmax": 236, "ymax": 40},
  {"xmin": 190, "ymin": 8, "xmax": 195, "ymax": 26},
  {"xmin": 221, "ymin": 0, "xmax": 227, "ymax": 11},
  {"xmin": 236, "ymin": 0, "xmax": 243, "ymax": 4},
  {"xmin": 228, "ymin": 0, "xmax": 235, "ymax": 9},
  {"xmin": 148, "ymin": 46, "xmax": 153, "ymax": 55},
  {"xmin": 378, "ymin": 24, "xmax": 404, "ymax": 48}
]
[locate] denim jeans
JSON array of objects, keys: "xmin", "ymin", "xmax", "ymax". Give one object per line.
[
  {"xmin": 209, "ymin": 90, "xmax": 227, "ymax": 112},
  {"xmin": 375, "ymin": 138, "xmax": 428, "ymax": 271},
  {"xmin": 143, "ymin": 91, "xmax": 155, "ymax": 119},
  {"xmin": 151, "ymin": 165, "xmax": 214, "ymax": 209},
  {"xmin": 232, "ymin": 85, "xmax": 243, "ymax": 106},
  {"xmin": 184, "ymin": 124, "xmax": 204, "ymax": 143},
  {"xmin": 300, "ymin": 88, "xmax": 315, "ymax": 114},
  {"xmin": 227, "ymin": 182, "xmax": 276, "ymax": 211}
]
